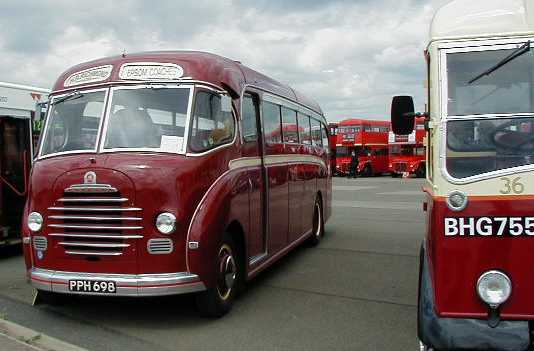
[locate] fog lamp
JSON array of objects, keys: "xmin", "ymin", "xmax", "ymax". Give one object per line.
[
  {"xmin": 446, "ymin": 190, "xmax": 467, "ymax": 211},
  {"xmin": 28, "ymin": 212, "xmax": 43, "ymax": 232},
  {"xmin": 477, "ymin": 270, "xmax": 512, "ymax": 308},
  {"xmin": 156, "ymin": 212, "xmax": 176, "ymax": 234}
]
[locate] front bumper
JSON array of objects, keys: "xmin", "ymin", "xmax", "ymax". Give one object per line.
[{"xmin": 30, "ymin": 268, "xmax": 206, "ymax": 297}]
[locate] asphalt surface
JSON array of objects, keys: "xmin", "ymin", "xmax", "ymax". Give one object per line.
[{"xmin": 0, "ymin": 176, "xmax": 425, "ymax": 351}]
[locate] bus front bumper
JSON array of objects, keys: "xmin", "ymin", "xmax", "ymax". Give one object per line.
[{"xmin": 30, "ymin": 268, "xmax": 206, "ymax": 297}]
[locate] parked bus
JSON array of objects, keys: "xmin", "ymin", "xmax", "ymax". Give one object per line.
[
  {"xmin": 335, "ymin": 118, "xmax": 390, "ymax": 176},
  {"xmin": 391, "ymin": 0, "xmax": 534, "ymax": 349},
  {"xmin": 328, "ymin": 122, "xmax": 338, "ymax": 174},
  {"xmin": 388, "ymin": 117, "xmax": 425, "ymax": 177},
  {"xmin": 23, "ymin": 51, "xmax": 332, "ymax": 317},
  {"xmin": 0, "ymin": 82, "xmax": 49, "ymax": 249}
]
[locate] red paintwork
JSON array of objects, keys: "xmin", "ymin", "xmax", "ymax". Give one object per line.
[
  {"xmin": 23, "ymin": 51, "xmax": 331, "ymax": 292},
  {"xmin": 388, "ymin": 117, "xmax": 425, "ymax": 175},
  {"xmin": 427, "ymin": 194, "xmax": 534, "ymax": 319},
  {"xmin": 335, "ymin": 119, "xmax": 390, "ymax": 175}
]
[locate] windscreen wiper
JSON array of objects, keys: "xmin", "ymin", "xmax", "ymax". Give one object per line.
[
  {"xmin": 50, "ymin": 91, "xmax": 84, "ymax": 105},
  {"xmin": 468, "ymin": 40, "xmax": 531, "ymax": 85}
]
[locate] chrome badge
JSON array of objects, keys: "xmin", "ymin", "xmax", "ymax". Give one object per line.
[{"xmin": 84, "ymin": 171, "xmax": 97, "ymax": 184}]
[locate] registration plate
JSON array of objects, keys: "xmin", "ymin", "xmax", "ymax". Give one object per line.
[{"xmin": 68, "ymin": 280, "xmax": 117, "ymax": 294}]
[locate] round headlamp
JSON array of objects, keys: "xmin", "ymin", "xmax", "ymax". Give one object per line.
[
  {"xmin": 28, "ymin": 212, "xmax": 43, "ymax": 232},
  {"xmin": 477, "ymin": 270, "xmax": 512, "ymax": 308},
  {"xmin": 446, "ymin": 190, "xmax": 468, "ymax": 211},
  {"xmin": 156, "ymin": 212, "xmax": 176, "ymax": 234}
]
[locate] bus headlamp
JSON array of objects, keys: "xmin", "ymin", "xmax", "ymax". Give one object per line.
[
  {"xmin": 477, "ymin": 270, "xmax": 511, "ymax": 308},
  {"xmin": 28, "ymin": 212, "xmax": 43, "ymax": 232},
  {"xmin": 447, "ymin": 191, "xmax": 467, "ymax": 211},
  {"xmin": 156, "ymin": 212, "xmax": 176, "ymax": 234}
]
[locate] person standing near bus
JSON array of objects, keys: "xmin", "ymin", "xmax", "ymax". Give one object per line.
[{"xmin": 348, "ymin": 150, "xmax": 358, "ymax": 178}]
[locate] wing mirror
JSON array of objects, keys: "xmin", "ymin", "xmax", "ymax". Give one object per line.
[{"xmin": 391, "ymin": 96, "xmax": 416, "ymax": 135}]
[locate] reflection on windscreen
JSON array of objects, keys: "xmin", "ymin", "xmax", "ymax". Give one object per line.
[
  {"xmin": 41, "ymin": 91, "xmax": 105, "ymax": 156},
  {"xmin": 447, "ymin": 48, "xmax": 534, "ymax": 116},
  {"xmin": 104, "ymin": 88, "xmax": 189, "ymax": 151},
  {"xmin": 446, "ymin": 118, "xmax": 534, "ymax": 178}
]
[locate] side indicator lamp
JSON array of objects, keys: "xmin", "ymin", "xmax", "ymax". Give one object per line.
[
  {"xmin": 477, "ymin": 270, "xmax": 512, "ymax": 328},
  {"xmin": 446, "ymin": 190, "xmax": 468, "ymax": 211}
]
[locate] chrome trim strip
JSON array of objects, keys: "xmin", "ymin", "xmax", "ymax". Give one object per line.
[
  {"xmin": 65, "ymin": 184, "xmax": 118, "ymax": 193},
  {"xmin": 48, "ymin": 215, "xmax": 142, "ymax": 221},
  {"xmin": 57, "ymin": 198, "xmax": 128, "ymax": 203},
  {"xmin": 48, "ymin": 224, "xmax": 143, "ymax": 230},
  {"xmin": 48, "ymin": 207, "xmax": 142, "ymax": 212},
  {"xmin": 30, "ymin": 268, "xmax": 206, "ymax": 296},
  {"xmin": 65, "ymin": 250, "xmax": 123, "ymax": 256},
  {"xmin": 49, "ymin": 233, "xmax": 143, "ymax": 239},
  {"xmin": 249, "ymin": 252, "xmax": 268, "ymax": 266},
  {"xmin": 59, "ymin": 242, "xmax": 130, "ymax": 248}
]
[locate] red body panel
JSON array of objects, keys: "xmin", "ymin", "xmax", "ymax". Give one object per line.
[
  {"xmin": 427, "ymin": 194, "xmax": 534, "ymax": 319},
  {"xmin": 388, "ymin": 118, "xmax": 425, "ymax": 175}
]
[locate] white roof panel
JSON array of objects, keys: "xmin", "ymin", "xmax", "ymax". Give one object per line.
[{"xmin": 430, "ymin": 0, "xmax": 534, "ymax": 41}]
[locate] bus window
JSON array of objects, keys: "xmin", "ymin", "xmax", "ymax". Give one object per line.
[
  {"xmin": 281, "ymin": 107, "xmax": 298, "ymax": 144},
  {"xmin": 263, "ymin": 102, "xmax": 282, "ymax": 144},
  {"xmin": 41, "ymin": 90, "xmax": 106, "ymax": 156},
  {"xmin": 104, "ymin": 87, "xmax": 191, "ymax": 151},
  {"xmin": 298, "ymin": 113, "xmax": 311, "ymax": 145},
  {"xmin": 242, "ymin": 95, "xmax": 257, "ymax": 142},
  {"xmin": 310, "ymin": 118, "xmax": 322, "ymax": 146},
  {"xmin": 190, "ymin": 91, "xmax": 235, "ymax": 152}
]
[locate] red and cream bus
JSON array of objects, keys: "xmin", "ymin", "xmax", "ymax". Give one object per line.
[
  {"xmin": 388, "ymin": 117, "xmax": 425, "ymax": 177},
  {"xmin": 335, "ymin": 118, "xmax": 390, "ymax": 176},
  {"xmin": 23, "ymin": 51, "xmax": 331, "ymax": 317},
  {"xmin": 392, "ymin": 0, "xmax": 534, "ymax": 349},
  {"xmin": 0, "ymin": 82, "xmax": 49, "ymax": 249}
]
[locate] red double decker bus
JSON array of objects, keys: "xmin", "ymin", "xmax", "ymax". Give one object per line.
[
  {"xmin": 335, "ymin": 118, "xmax": 390, "ymax": 176},
  {"xmin": 23, "ymin": 51, "xmax": 331, "ymax": 317},
  {"xmin": 388, "ymin": 117, "xmax": 426, "ymax": 177}
]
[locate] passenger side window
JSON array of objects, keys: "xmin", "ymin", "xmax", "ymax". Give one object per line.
[
  {"xmin": 281, "ymin": 107, "xmax": 299, "ymax": 144},
  {"xmin": 310, "ymin": 118, "xmax": 322, "ymax": 147},
  {"xmin": 242, "ymin": 95, "xmax": 257, "ymax": 142},
  {"xmin": 298, "ymin": 113, "xmax": 311, "ymax": 145},
  {"xmin": 321, "ymin": 123, "xmax": 329, "ymax": 151},
  {"xmin": 190, "ymin": 91, "xmax": 235, "ymax": 152},
  {"xmin": 263, "ymin": 102, "xmax": 282, "ymax": 144}
]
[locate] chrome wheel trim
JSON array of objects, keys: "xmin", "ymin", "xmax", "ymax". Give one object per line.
[
  {"xmin": 216, "ymin": 244, "xmax": 236, "ymax": 301},
  {"xmin": 314, "ymin": 202, "xmax": 322, "ymax": 238},
  {"xmin": 419, "ymin": 341, "xmax": 433, "ymax": 351}
]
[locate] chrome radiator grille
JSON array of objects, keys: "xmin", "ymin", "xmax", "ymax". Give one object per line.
[{"xmin": 47, "ymin": 184, "xmax": 143, "ymax": 256}]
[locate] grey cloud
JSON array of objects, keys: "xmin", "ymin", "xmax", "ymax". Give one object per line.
[{"xmin": 0, "ymin": 0, "xmax": 437, "ymax": 120}]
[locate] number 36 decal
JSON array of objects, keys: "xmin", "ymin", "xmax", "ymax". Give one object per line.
[{"xmin": 500, "ymin": 177, "xmax": 525, "ymax": 194}]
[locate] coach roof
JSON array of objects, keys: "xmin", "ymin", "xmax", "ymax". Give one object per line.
[
  {"xmin": 430, "ymin": 0, "xmax": 534, "ymax": 42},
  {"xmin": 52, "ymin": 51, "xmax": 323, "ymax": 116}
]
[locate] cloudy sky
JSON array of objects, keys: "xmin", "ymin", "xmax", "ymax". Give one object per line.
[{"xmin": 0, "ymin": 0, "xmax": 450, "ymax": 122}]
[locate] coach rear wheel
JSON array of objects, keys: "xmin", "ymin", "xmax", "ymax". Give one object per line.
[
  {"xmin": 196, "ymin": 233, "xmax": 240, "ymax": 317},
  {"xmin": 307, "ymin": 198, "xmax": 324, "ymax": 246},
  {"xmin": 415, "ymin": 165, "xmax": 426, "ymax": 178}
]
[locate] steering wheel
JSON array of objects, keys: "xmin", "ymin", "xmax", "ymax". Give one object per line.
[{"xmin": 491, "ymin": 120, "xmax": 534, "ymax": 152}]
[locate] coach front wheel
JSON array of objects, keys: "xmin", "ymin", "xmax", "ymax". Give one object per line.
[{"xmin": 196, "ymin": 232, "xmax": 241, "ymax": 317}]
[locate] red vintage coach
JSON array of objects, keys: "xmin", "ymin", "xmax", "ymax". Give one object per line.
[{"xmin": 23, "ymin": 51, "xmax": 332, "ymax": 317}]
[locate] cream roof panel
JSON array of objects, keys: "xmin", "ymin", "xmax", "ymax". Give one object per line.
[{"xmin": 430, "ymin": 0, "xmax": 534, "ymax": 41}]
